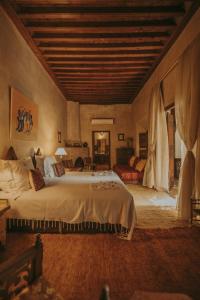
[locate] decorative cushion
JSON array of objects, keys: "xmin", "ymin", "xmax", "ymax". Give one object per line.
[
  {"xmin": 21, "ymin": 156, "xmax": 34, "ymax": 170},
  {"xmin": 0, "ymin": 160, "xmax": 30, "ymax": 193},
  {"xmin": 62, "ymin": 159, "xmax": 69, "ymax": 168},
  {"xmin": 62, "ymin": 159, "xmax": 74, "ymax": 168},
  {"xmin": 35, "ymin": 156, "xmax": 45, "ymax": 176},
  {"xmin": 29, "ymin": 168, "xmax": 45, "ymax": 191},
  {"xmin": 135, "ymin": 159, "xmax": 147, "ymax": 172},
  {"xmin": 52, "ymin": 162, "xmax": 65, "ymax": 177},
  {"xmin": 67, "ymin": 159, "xmax": 73, "ymax": 168},
  {"xmin": 129, "ymin": 155, "xmax": 136, "ymax": 167},
  {"xmin": 5, "ymin": 146, "xmax": 18, "ymax": 160},
  {"xmin": 44, "ymin": 156, "xmax": 57, "ymax": 177}
]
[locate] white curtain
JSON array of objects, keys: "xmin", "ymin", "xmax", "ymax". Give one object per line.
[
  {"xmin": 175, "ymin": 35, "xmax": 200, "ymax": 220},
  {"xmin": 143, "ymin": 85, "xmax": 169, "ymax": 191}
]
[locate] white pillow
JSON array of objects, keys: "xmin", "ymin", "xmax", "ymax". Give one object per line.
[
  {"xmin": 0, "ymin": 160, "xmax": 30, "ymax": 193},
  {"xmin": 21, "ymin": 156, "xmax": 34, "ymax": 170},
  {"xmin": 44, "ymin": 156, "xmax": 57, "ymax": 177}
]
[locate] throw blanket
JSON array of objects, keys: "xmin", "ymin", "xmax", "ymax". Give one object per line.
[{"xmin": 6, "ymin": 171, "xmax": 136, "ymax": 240}]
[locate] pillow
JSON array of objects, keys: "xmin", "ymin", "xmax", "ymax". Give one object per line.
[
  {"xmin": 52, "ymin": 162, "xmax": 65, "ymax": 177},
  {"xmin": 35, "ymin": 156, "xmax": 45, "ymax": 176},
  {"xmin": 21, "ymin": 156, "xmax": 34, "ymax": 170},
  {"xmin": 62, "ymin": 159, "xmax": 69, "ymax": 168},
  {"xmin": 135, "ymin": 159, "xmax": 147, "ymax": 172},
  {"xmin": 29, "ymin": 168, "xmax": 45, "ymax": 191},
  {"xmin": 0, "ymin": 160, "xmax": 30, "ymax": 193},
  {"xmin": 129, "ymin": 155, "xmax": 136, "ymax": 167},
  {"xmin": 44, "ymin": 156, "xmax": 57, "ymax": 177},
  {"xmin": 68, "ymin": 159, "xmax": 74, "ymax": 168},
  {"xmin": 0, "ymin": 160, "xmax": 14, "ymax": 192}
]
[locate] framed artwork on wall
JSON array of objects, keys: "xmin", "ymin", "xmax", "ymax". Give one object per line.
[
  {"xmin": 118, "ymin": 133, "xmax": 125, "ymax": 141},
  {"xmin": 58, "ymin": 131, "xmax": 61, "ymax": 143},
  {"xmin": 10, "ymin": 87, "xmax": 38, "ymax": 141}
]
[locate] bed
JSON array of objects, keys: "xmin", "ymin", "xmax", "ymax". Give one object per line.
[{"xmin": 4, "ymin": 171, "xmax": 136, "ymax": 240}]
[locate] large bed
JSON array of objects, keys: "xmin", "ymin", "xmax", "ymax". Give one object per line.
[{"xmin": 4, "ymin": 171, "xmax": 136, "ymax": 240}]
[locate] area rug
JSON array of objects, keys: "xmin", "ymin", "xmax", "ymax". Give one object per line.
[
  {"xmin": 2, "ymin": 227, "xmax": 200, "ymax": 300},
  {"xmin": 126, "ymin": 184, "xmax": 187, "ymax": 228}
]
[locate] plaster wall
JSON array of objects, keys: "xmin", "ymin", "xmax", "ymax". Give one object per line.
[
  {"xmin": 131, "ymin": 8, "xmax": 200, "ymax": 155},
  {"xmin": 80, "ymin": 104, "xmax": 133, "ymax": 166},
  {"xmin": 66, "ymin": 101, "xmax": 80, "ymax": 142},
  {"xmin": 0, "ymin": 8, "xmax": 67, "ymax": 158}
]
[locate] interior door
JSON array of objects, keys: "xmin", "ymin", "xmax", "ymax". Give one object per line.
[{"xmin": 92, "ymin": 131, "xmax": 111, "ymax": 169}]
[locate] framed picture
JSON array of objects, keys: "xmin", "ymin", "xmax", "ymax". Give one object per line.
[
  {"xmin": 118, "ymin": 133, "xmax": 125, "ymax": 141},
  {"xmin": 58, "ymin": 131, "xmax": 61, "ymax": 143},
  {"xmin": 10, "ymin": 87, "xmax": 38, "ymax": 141}
]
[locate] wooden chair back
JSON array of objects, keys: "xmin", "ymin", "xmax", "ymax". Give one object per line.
[{"xmin": 0, "ymin": 234, "xmax": 43, "ymax": 299}]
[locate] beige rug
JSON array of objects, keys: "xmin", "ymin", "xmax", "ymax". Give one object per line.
[{"xmin": 126, "ymin": 184, "xmax": 187, "ymax": 228}]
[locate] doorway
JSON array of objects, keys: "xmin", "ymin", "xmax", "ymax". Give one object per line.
[{"xmin": 92, "ymin": 131, "xmax": 111, "ymax": 170}]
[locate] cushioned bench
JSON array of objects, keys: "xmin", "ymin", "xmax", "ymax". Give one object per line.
[{"xmin": 113, "ymin": 156, "xmax": 146, "ymax": 184}]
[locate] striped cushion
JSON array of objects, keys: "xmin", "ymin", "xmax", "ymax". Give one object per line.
[
  {"xmin": 52, "ymin": 162, "xmax": 65, "ymax": 177},
  {"xmin": 29, "ymin": 168, "xmax": 45, "ymax": 191}
]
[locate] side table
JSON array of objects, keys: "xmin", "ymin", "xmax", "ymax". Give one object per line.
[
  {"xmin": 191, "ymin": 198, "xmax": 200, "ymax": 224},
  {"xmin": 0, "ymin": 199, "xmax": 10, "ymax": 250}
]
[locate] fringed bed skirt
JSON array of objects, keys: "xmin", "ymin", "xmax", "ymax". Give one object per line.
[{"xmin": 7, "ymin": 218, "xmax": 129, "ymax": 236}]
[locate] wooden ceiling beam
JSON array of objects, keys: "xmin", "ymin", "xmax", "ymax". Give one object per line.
[
  {"xmin": 50, "ymin": 65, "xmax": 150, "ymax": 70},
  {"xmin": 56, "ymin": 74, "xmax": 144, "ymax": 78},
  {"xmin": 18, "ymin": 6, "xmax": 185, "ymax": 21},
  {"xmin": 43, "ymin": 49, "xmax": 161, "ymax": 56},
  {"xmin": 45, "ymin": 54, "xmax": 158, "ymax": 59},
  {"xmin": 12, "ymin": 1, "xmax": 188, "ymax": 7},
  {"xmin": 39, "ymin": 41, "xmax": 164, "ymax": 50},
  {"xmin": 45, "ymin": 56, "xmax": 154, "ymax": 62},
  {"xmin": 47, "ymin": 62, "xmax": 152, "ymax": 67},
  {"xmin": 27, "ymin": 25, "xmax": 175, "ymax": 34},
  {"xmin": 51, "ymin": 66, "xmax": 148, "ymax": 74},
  {"xmin": 53, "ymin": 70, "xmax": 146, "ymax": 74}
]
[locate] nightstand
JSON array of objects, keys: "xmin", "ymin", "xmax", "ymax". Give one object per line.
[
  {"xmin": 191, "ymin": 198, "xmax": 200, "ymax": 224},
  {"xmin": 0, "ymin": 199, "xmax": 10, "ymax": 250}
]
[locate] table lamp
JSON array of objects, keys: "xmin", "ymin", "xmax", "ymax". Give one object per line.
[{"xmin": 55, "ymin": 147, "xmax": 67, "ymax": 159}]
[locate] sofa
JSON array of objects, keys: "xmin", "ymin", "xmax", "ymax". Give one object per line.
[{"xmin": 113, "ymin": 156, "xmax": 146, "ymax": 184}]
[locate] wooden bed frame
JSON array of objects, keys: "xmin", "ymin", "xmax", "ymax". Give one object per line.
[{"xmin": 0, "ymin": 234, "xmax": 43, "ymax": 299}]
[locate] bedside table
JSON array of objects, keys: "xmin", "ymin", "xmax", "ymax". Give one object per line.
[
  {"xmin": 191, "ymin": 198, "xmax": 200, "ymax": 224},
  {"xmin": 0, "ymin": 199, "xmax": 10, "ymax": 250}
]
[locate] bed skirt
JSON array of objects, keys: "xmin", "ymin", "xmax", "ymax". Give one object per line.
[{"xmin": 6, "ymin": 218, "xmax": 129, "ymax": 236}]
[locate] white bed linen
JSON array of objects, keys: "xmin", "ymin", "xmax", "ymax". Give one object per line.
[{"xmin": 7, "ymin": 171, "xmax": 136, "ymax": 239}]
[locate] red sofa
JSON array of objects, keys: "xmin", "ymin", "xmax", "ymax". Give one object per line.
[{"xmin": 113, "ymin": 157, "xmax": 145, "ymax": 183}]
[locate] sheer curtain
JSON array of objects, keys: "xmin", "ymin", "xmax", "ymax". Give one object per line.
[
  {"xmin": 143, "ymin": 84, "xmax": 169, "ymax": 191},
  {"xmin": 175, "ymin": 35, "xmax": 200, "ymax": 220}
]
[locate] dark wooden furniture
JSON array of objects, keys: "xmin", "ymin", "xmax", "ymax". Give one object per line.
[
  {"xmin": 0, "ymin": 234, "xmax": 43, "ymax": 299},
  {"xmin": 0, "ymin": 200, "xmax": 10, "ymax": 250},
  {"xmin": 116, "ymin": 147, "xmax": 134, "ymax": 165},
  {"xmin": 139, "ymin": 132, "xmax": 148, "ymax": 159},
  {"xmin": 191, "ymin": 199, "xmax": 200, "ymax": 224}
]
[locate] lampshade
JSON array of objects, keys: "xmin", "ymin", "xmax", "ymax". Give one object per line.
[{"xmin": 55, "ymin": 147, "xmax": 67, "ymax": 156}]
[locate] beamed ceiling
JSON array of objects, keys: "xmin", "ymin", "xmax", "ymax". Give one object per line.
[{"xmin": 1, "ymin": 0, "xmax": 200, "ymax": 104}]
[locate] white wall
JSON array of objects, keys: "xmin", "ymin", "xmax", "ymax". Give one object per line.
[
  {"xmin": 80, "ymin": 104, "xmax": 133, "ymax": 166},
  {"xmin": 0, "ymin": 8, "xmax": 67, "ymax": 158}
]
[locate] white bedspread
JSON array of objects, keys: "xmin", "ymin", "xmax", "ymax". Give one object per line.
[{"xmin": 7, "ymin": 171, "xmax": 136, "ymax": 239}]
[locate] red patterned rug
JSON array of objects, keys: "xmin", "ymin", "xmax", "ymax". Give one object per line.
[{"xmin": 2, "ymin": 227, "xmax": 200, "ymax": 300}]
